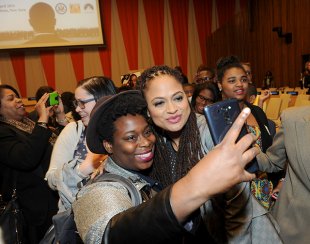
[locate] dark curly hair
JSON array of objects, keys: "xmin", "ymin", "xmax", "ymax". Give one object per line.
[
  {"xmin": 216, "ymin": 55, "xmax": 245, "ymax": 82},
  {"xmin": 96, "ymin": 92, "xmax": 148, "ymax": 145},
  {"xmin": 139, "ymin": 65, "xmax": 204, "ymax": 187}
]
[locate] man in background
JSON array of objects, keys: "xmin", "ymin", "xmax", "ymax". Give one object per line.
[
  {"xmin": 256, "ymin": 105, "xmax": 310, "ymax": 244},
  {"xmin": 26, "ymin": 2, "xmax": 67, "ymax": 44}
]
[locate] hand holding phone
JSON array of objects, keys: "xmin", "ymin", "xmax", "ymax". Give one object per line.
[{"xmin": 203, "ymin": 99, "xmax": 259, "ymax": 173}]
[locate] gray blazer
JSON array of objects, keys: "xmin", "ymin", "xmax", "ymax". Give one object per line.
[
  {"xmin": 257, "ymin": 105, "xmax": 310, "ymax": 244},
  {"xmin": 197, "ymin": 113, "xmax": 282, "ymax": 244}
]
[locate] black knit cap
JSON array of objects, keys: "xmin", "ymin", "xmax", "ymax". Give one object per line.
[{"xmin": 86, "ymin": 90, "xmax": 142, "ymax": 154}]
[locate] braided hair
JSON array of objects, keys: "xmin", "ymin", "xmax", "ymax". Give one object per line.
[{"xmin": 139, "ymin": 65, "xmax": 204, "ymax": 187}]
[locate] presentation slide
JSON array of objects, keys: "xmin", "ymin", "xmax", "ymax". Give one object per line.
[{"xmin": 0, "ymin": 0, "xmax": 104, "ymax": 50}]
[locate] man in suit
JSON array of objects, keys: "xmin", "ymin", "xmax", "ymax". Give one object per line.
[
  {"xmin": 26, "ymin": 2, "xmax": 67, "ymax": 44},
  {"xmin": 256, "ymin": 105, "xmax": 310, "ymax": 244}
]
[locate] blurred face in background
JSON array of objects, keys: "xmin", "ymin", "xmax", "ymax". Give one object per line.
[
  {"xmin": 129, "ymin": 74, "xmax": 138, "ymax": 88},
  {"xmin": 194, "ymin": 88, "xmax": 215, "ymax": 114},
  {"xmin": 218, "ymin": 67, "xmax": 248, "ymax": 102},
  {"xmin": 196, "ymin": 70, "xmax": 214, "ymax": 84},
  {"xmin": 0, "ymin": 88, "xmax": 25, "ymax": 121},
  {"xmin": 74, "ymin": 86, "xmax": 96, "ymax": 126},
  {"xmin": 183, "ymin": 84, "xmax": 194, "ymax": 98},
  {"xmin": 242, "ymin": 63, "xmax": 252, "ymax": 84}
]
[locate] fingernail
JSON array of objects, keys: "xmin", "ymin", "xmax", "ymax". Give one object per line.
[{"xmin": 242, "ymin": 107, "xmax": 251, "ymax": 117}]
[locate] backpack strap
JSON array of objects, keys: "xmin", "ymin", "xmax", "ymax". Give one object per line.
[{"xmin": 92, "ymin": 173, "xmax": 142, "ymax": 206}]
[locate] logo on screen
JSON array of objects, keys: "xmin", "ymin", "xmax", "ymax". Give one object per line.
[
  {"xmin": 55, "ymin": 3, "xmax": 67, "ymax": 14},
  {"xmin": 70, "ymin": 4, "xmax": 81, "ymax": 13},
  {"xmin": 84, "ymin": 4, "xmax": 94, "ymax": 11}
]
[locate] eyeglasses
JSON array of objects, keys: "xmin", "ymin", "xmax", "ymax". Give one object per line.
[
  {"xmin": 196, "ymin": 77, "xmax": 213, "ymax": 84},
  {"xmin": 73, "ymin": 98, "xmax": 95, "ymax": 109},
  {"xmin": 197, "ymin": 95, "xmax": 214, "ymax": 104}
]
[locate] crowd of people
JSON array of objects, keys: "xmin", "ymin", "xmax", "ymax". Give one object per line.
[{"xmin": 0, "ymin": 56, "xmax": 309, "ymax": 244}]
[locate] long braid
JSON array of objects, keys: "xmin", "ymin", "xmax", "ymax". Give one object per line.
[
  {"xmin": 150, "ymin": 129, "xmax": 172, "ymax": 187},
  {"xmin": 140, "ymin": 65, "xmax": 204, "ymax": 187},
  {"xmin": 175, "ymin": 111, "xmax": 204, "ymax": 180}
]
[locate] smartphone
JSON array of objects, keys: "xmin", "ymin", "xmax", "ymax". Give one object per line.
[
  {"xmin": 203, "ymin": 99, "xmax": 258, "ymax": 173},
  {"xmin": 46, "ymin": 91, "xmax": 59, "ymax": 106}
]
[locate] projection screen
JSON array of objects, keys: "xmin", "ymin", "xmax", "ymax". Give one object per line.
[{"xmin": 0, "ymin": 0, "xmax": 104, "ymax": 50}]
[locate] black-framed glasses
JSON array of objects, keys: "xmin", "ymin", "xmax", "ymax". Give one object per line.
[
  {"xmin": 196, "ymin": 76, "xmax": 213, "ymax": 84},
  {"xmin": 73, "ymin": 98, "xmax": 95, "ymax": 109},
  {"xmin": 197, "ymin": 95, "xmax": 214, "ymax": 104}
]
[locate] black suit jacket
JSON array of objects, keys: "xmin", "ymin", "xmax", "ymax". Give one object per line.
[{"xmin": 0, "ymin": 122, "xmax": 58, "ymax": 226}]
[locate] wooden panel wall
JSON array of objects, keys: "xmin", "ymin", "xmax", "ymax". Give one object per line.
[{"xmin": 206, "ymin": 0, "xmax": 310, "ymax": 88}]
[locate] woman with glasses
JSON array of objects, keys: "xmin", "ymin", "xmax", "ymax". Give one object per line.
[
  {"xmin": 190, "ymin": 82, "xmax": 220, "ymax": 114},
  {"xmin": 46, "ymin": 76, "xmax": 117, "ymax": 212}
]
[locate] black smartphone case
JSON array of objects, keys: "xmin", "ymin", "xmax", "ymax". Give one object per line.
[{"xmin": 203, "ymin": 99, "xmax": 258, "ymax": 173}]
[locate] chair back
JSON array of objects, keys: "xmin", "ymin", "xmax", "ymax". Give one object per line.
[
  {"xmin": 294, "ymin": 94, "xmax": 310, "ymax": 107},
  {"xmin": 265, "ymin": 97, "xmax": 282, "ymax": 120},
  {"xmin": 279, "ymin": 93, "xmax": 291, "ymax": 113}
]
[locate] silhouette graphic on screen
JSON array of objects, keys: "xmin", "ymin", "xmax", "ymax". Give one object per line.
[{"xmin": 26, "ymin": 2, "xmax": 67, "ymax": 44}]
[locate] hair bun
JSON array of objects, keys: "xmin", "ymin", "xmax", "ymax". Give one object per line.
[{"xmin": 216, "ymin": 55, "xmax": 240, "ymax": 70}]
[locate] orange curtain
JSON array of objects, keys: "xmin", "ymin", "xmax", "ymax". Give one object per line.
[
  {"xmin": 143, "ymin": 0, "xmax": 165, "ymax": 65},
  {"xmin": 169, "ymin": 0, "xmax": 189, "ymax": 74},
  {"xmin": 193, "ymin": 0, "xmax": 212, "ymax": 64},
  {"xmin": 70, "ymin": 49, "xmax": 84, "ymax": 82},
  {"xmin": 40, "ymin": 50, "xmax": 55, "ymax": 88},
  {"xmin": 98, "ymin": 0, "xmax": 112, "ymax": 78},
  {"xmin": 116, "ymin": 0, "xmax": 139, "ymax": 70},
  {"xmin": 10, "ymin": 52, "xmax": 26, "ymax": 97}
]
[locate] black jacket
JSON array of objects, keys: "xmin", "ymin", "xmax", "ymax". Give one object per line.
[
  {"xmin": 246, "ymin": 102, "xmax": 273, "ymax": 152},
  {"xmin": 0, "ymin": 122, "xmax": 58, "ymax": 241},
  {"xmin": 104, "ymin": 186, "xmax": 214, "ymax": 244}
]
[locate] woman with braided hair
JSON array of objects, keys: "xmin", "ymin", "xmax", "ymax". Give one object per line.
[
  {"xmin": 137, "ymin": 65, "xmax": 281, "ymax": 243},
  {"xmin": 77, "ymin": 89, "xmax": 258, "ymax": 244},
  {"xmin": 138, "ymin": 65, "xmax": 210, "ymax": 188}
]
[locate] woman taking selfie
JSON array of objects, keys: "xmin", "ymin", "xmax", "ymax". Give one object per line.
[
  {"xmin": 136, "ymin": 65, "xmax": 281, "ymax": 243},
  {"xmin": 0, "ymin": 84, "xmax": 58, "ymax": 243},
  {"xmin": 77, "ymin": 90, "xmax": 258, "ymax": 243}
]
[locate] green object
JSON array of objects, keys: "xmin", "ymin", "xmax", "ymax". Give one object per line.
[{"xmin": 47, "ymin": 91, "xmax": 59, "ymax": 106}]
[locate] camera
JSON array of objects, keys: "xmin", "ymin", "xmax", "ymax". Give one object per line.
[{"xmin": 46, "ymin": 91, "xmax": 59, "ymax": 106}]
